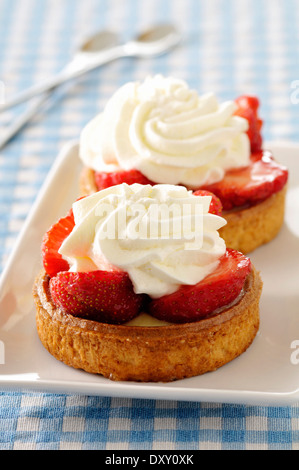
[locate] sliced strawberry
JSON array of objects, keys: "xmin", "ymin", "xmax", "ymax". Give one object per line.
[
  {"xmin": 42, "ymin": 210, "xmax": 75, "ymax": 277},
  {"xmin": 193, "ymin": 189, "xmax": 223, "ymax": 215},
  {"xmin": 50, "ymin": 270, "xmax": 145, "ymax": 324},
  {"xmin": 95, "ymin": 169, "xmax": 154, "ymax": 190},
  {"xmin": 234, "ymin": 95, "xmax": 263, "ymax": 153},
  {"xmin": 148, "ymin": 249, "xmax": 251, "ymax": 324},
  {"xmin": 200, "ymin": 151, "xmax": 288, "ymax": 210}
]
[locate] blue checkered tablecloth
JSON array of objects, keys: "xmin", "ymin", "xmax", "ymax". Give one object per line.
[{"xmin": 0, "ymin": 0, "xmax": 298, "ymax": 451}]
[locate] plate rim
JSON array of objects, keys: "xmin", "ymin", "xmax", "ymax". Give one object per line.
[{"xmin": 0, "ymin": 140, "xmax": 299, "ymax": 405}]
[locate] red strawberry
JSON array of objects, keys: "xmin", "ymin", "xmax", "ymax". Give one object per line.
[
  {"xmin": 234, "ymin": 95, "xmax": 263, "ymax": 153},
  {"xmin": 193, "ymin": 189, "xmax": 223, "ymax": 215},
  {"xmin": 148, "ymin": 249, "xmax": 251, "ymax": 324},
  {"xmin": 95, "ymin": 169, "xmax": 154, "ymax": 190},
  {"xmin": 42, "ymin": 210, "xmax": 75, "ymax": 277},
  {"xmin": 200, "ymin": 151, "xmax": 288, "ymax": 210},
  {"xmin": 50, "ymin": 270, "xmax": 145, "ymax": 324}
]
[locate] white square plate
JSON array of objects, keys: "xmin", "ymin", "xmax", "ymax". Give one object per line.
[{"xmin": 0, "ymin": 141, "xmax": 298, "ymax": 405}]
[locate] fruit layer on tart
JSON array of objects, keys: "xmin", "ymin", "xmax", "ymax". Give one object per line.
[
  {"xmin": 42, "ymin": 183, "xmax": 252, "ymax": 326},
  {"xmin": 79, "ymin": 76, "xmax": 288, "ymax": 213}
]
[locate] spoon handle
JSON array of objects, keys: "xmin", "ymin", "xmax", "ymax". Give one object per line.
[
  {"xmin": 0, "ymin": 46, "xmax": 124, "ymax": 113},
  {"xmin": 0, "ymin": 46, "xmax": 128, "ymax": 149},
  {"xmin": 0, "ymin": 93, "xmax": 51, "ymax": 151}
]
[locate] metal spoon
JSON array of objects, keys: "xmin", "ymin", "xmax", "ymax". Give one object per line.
[
  {"xmin": 0, "ymin": 30, "xmax": 120, "ymax": 150},
  {"xmin": 0, "ymin": 24, "xmax": 181, "ymax": 150},
  {"xmin": 0, "ymin": 24, "xmax": 181, "ymax": 112}
]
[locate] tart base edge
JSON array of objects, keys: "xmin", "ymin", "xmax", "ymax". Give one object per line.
[
  {"xmin": 33, "ymin": 268, "xmax": 262, "ymax": 382},
  {"xmin": 220, "ymin": 185, "xmax": 287, "ymax": 254}
]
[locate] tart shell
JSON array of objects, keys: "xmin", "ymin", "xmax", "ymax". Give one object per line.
[
  {"xmin": 80, "ymin": 167, "xmax": 98, "ymax": 196},
  {"xmin": 33, "ymin": 267, "xmax": 262, "ymax": 382},
  {"xmin": 220, "ymin": 185, "xmax": 287, "ymax": 254},
  {"xmin": 79, "ymin": 167, "xmax": 287, "ymax": 255}
]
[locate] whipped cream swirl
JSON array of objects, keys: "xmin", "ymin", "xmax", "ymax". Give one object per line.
[
  {"xmin": 59, "ymin": 184, "xmax": 227, "ymax": 298},
  {"xmin": 80, "ymin": 75, "xmax": 250, "ymax": 187}
]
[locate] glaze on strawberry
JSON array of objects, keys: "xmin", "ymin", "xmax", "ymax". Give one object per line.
[
  {"xmin": 200, "ymin": 151, "xmax": 288, "ymax": 211},
  {"xmin": 234, "ymin": 95, "xmax": 263, "ymax": 153},
  {"xmin": 95, "ymin": 169, "xmax": 153, "ymax": 191},
  {"xmin": 148, "ymin": 249, "xmax": 251, "ymax": 324},
  {"xmin": 50, "ymin": 270, "xmax": 145, "ymax": 324},
  {"xmin": 193, "ymin": 190, "xmax": 223, "ymax": 215},
  {"xmin": 42, "ymin": 209, "xmax": 75, "ymax": 277}
]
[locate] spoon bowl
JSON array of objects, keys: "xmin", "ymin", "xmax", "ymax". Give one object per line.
[
  {"xmin": 124, "ymin": 24, "xmax": 181, "ymax": 56},
  {"xmin": 0, "ymin": 24, "xmax": 181, "ymax": 149},
  {"xmin": 0, "ymin": 24, "xmax": 181, "ymax": 112},
  {"xmin": 79, "ymin": 30, "xmax": 120, "ymax": 54}
]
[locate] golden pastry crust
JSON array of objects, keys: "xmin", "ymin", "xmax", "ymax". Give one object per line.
[
  {"xmin": 33, "ymin": 267, "xmax": 262, "ymax": 382},
  {"xmin": 220, "ymin": 185, "xmax": 287, "ymax": 254},
  {"xmin": 79, "ymin": 167, "xmax": 287, "ymax": 254},
  {"xmin": 80, "ymin": 167, "xmax": 98, "ymax": 196}
]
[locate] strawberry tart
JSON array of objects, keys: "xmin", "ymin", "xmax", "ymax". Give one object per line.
[
  {"xmin": 79, "ymin": 75, "xmax": 288, "ymax": 254},
  {"xmin": 33, "ymin": 183, "xmax": 262, "ymax": 382}
]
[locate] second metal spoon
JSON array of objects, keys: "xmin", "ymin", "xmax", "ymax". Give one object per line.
[
  {"xmin": 0, "ymin": 30, "xmax": 120, "ymax": 150},
  {"xmin": 0, "ymin": 24, "xmax": 181, "ymax": 112}
]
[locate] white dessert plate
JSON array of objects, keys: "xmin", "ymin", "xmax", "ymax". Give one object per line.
[{"xmin": 0, "ymin": 141, "xmax": 298, "ymax": 405}]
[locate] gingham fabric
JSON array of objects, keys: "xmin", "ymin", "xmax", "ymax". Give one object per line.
[{"xmin": 0, "ymin": 0, "xmax": 298, "ymax": 450}]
